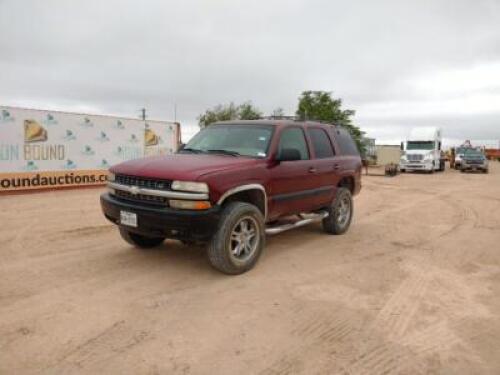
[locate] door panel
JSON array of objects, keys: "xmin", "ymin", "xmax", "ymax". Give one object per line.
[
  {"xmin": 307, "ymin": 127, "xmax": 339, "ymax": 207},
  {"xmin": 269, "ymin": 160, "xmax": 321, "ymax": 217},
  {"xmin": 268, "ymin": 127, "xmax": 318, "ymax": 218}
]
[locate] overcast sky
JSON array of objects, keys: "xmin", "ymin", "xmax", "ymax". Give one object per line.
[{"xmin": 0, "ymin": 0, "xmax": 499, "ymax": 143}]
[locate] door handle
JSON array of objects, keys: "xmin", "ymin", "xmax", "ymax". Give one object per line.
[
  {"xmin": 333, "ymin": 163, "xmax": 340, "ymax": 170},
  {"xmin": 308, "ymin": 167, "xmax": 317, "ymax": 173}
]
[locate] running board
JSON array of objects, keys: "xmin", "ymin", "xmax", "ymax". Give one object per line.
[{"xmin": 265, "ymin": 211, "xmax": 329, "ymax": 235}]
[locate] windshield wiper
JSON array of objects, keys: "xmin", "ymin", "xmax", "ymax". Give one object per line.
[
  {"xmin": 207, "ymin": 149, "xmax": 240, "ymax": 157},
  {"xmin": 179, "ymin": 147, "xmax": 205, "ymax": 154}
]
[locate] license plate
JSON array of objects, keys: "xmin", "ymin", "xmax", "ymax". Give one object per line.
[{"xmin": 120, "ymin": 211, "xmax": 137, "ymax": 227}]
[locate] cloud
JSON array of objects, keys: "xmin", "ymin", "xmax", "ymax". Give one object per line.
[{"xmin": 0, "ymin": 0, "xmax": 499, "ymax": 142}]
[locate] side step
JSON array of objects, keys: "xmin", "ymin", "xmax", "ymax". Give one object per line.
[{"xmin": 265, "ymin": 211, "xmax": 329, "ymax": 235}]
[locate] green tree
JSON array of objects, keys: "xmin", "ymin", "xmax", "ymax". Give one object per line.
[
  {"xmin": 198, "ymin": 101, "xmax": 262, "ymax": 127},
  {"xmin": 295, "ymin": 91, "xmax": 365, "ymax": 154},
  {"xmin": 238, "ymin": 101, "xmax": 263, "ymax": 121}
]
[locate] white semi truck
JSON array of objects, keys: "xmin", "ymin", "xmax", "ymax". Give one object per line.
[{"xmin": 400, "ymin": 127, "xmax": 445, "ymax": 173}]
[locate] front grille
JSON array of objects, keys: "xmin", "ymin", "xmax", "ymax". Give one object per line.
[
  {"xmin": 466, "ymin": 160, "xmax": 483, "ymax": 165},
  {"xmin": 115, "ymin": 174, "xmax": 171, "ymax": 190},
  {"xmin": 114, "ymin": 189, "xmax": 168, "ymax": 206},
  {"xmin": 407, "ymin": 154, "xmax": 424, "ymax": 161},
  {"xmin": 113, "ymin": 174, "xmax": 171, "ymax": 206}
]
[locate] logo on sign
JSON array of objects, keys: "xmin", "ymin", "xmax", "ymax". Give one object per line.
[
  {"xmin": 42, "ymin": 113, "xmax": 58, "ymax": 126},
  {"xmin": 80, "ymin": 117, "xmax": 94, "ymax": 127},
  {"xmin": 63, "ymin": 129, "xmax": 76, "ymax": 141},
  {"xmin": 24, "ymin": 120, "xmax": 48, "ymax": 143},
  {"xmin": 0, "ymin": 109, "xmax": 15, "ymax": 123}
]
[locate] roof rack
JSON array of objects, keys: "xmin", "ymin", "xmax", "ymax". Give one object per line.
[{"xmin": 261, "ymin": 115, "xmax": 300, "ymax": 121}]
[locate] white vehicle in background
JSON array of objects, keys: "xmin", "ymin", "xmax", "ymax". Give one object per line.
[{"xmin": 400, "ymin": 127, "xmax": 445, "ymax": 173}]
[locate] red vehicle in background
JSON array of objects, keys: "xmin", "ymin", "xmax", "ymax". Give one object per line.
[
  {"xmin": 485, "ymin": 148, "xmax": 500, "ymax": 161},
  {"xmin": 101, "ymin": 120, "xmax": 362, "ymax": 274}
]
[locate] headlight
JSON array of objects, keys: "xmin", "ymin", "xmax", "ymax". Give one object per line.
[
  {"xmin": 171, "ymin": 181, "xmax": 209, "ymax": 193},
  {"xmin": 169, "ymin": 200, "xmax": 211, "ymax": 210},
  {"xmin": 108, "ymin": 172, "xmax": 115, "ymax": 182}
]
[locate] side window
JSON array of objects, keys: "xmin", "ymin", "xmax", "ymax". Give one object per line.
[
  {"xmin": 308, "ymin": 128, "xmax": 335, "ymax": 158},
  {"xmin": 335, "ymin": 127, "xmax": 360, "ymax": 156},
  {"xmin": 278, "ymin": 128, "xmax": 309, "ymax": 160}
]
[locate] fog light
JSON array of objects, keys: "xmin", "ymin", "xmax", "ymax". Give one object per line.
[{"xmin": 169, "ymin": 200, "xmax": 211, "ymax": 210}]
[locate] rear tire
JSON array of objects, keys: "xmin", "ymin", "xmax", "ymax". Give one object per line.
[
  {"xmin": 207, "ymin": 202, "xmax": 265, "ymax": 275},
  {"xmin": 322, "ymin": 187, "xmax": 353, "ymax": 235},
  {"xmin": 119, "ymin": 228, "xmax": 165, "ymax": 248}
]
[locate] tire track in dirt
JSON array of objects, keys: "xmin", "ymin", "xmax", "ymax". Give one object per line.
[
  {"xmin": 343, "ymin": 257, "xmax": 489, "ymax": 375},
  {"xmin": 260, "ymin": 309, "xmax": 357, "ymax": 375},
  {"xmin": 370, "ymin": 271, "xmax": 430, "ymax": 341},
  {"xmin": 49, "ymin": 320, "xmax": 152, "ymax": 371},
  {"xmin": 262, "ymin": 263, "xmax": 439, "ymax": 374},
  {"xmin": 340, "ymin": 269, "xmax": 430, "ymax": 375},
  {"xmin": 343, "ymin": 342, "xmax": 418, "ymax": 375}
]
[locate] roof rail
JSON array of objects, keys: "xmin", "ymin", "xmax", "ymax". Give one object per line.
[{"xmin": 261, "ymin": 115, "xmax": 300, "ymax": 121}]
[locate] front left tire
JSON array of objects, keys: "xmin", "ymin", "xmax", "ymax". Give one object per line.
[{"xmin": 207, "ymin": 202, "xmax": 265, "ymax": 275}]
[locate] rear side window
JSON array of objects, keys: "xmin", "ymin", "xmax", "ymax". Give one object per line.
[
  {"xmin": 308, "ymin": 128, "xmax": 335, "ymax": 158},
  {"xmin": 335, "ymin": 127, "xmax": 359, "ymax": 156},
  {"xmin": 278, "ymin": 128, "xmax": 309, "ymax": 160}
]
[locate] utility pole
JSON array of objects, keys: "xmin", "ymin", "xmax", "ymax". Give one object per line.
[
  {"xmin": 174, "ymin": 103, "xmax": 177, "ymax": 122},
  {"xmin": 140, "ymin": 108, "xmax": 147, "ymax": 121}
]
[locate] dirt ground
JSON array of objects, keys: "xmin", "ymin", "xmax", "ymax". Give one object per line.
[{"xmin": 1, "ymin": 163, "xmax": 500, "ymax": 374}]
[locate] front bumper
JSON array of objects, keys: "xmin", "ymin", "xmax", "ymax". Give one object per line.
[
  {"xmin": 400, "ymin": 161, "xmax": 434, "ymax": 171},
  {"xmin": 100, "ymin": 193, "xmax": 221, "ymax": 241},
  {"xmin": 461, "ymin": 163, "xmax": 487, "ymax": 171}
]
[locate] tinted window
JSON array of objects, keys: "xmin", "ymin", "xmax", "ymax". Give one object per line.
[
  {"xmin": 335, "ymin": 127, "xmax": 359, "ymax": 156},
  {"xmin": 308, "ymin": 128, "xmax": 334, "ymax": 158},
  {"xmin": 278, "ymin": 128, "xmax": 309, "ymax": 160}
]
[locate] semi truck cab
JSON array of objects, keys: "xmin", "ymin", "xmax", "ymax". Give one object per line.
[{"xmin": 400, "ymin": 127, "xmax": 445, "ymax": 173}]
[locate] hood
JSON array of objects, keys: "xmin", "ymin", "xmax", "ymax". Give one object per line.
[{"xmin": 111, "ymin": 153, "xmax": 262, "ymax": 181}]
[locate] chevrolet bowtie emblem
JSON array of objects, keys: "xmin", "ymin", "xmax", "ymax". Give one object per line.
[{"xmin": 130, "ymin": 186, "xmax": 139, "ymax": 195}]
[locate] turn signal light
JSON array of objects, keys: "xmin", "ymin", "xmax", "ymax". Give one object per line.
[{"xmin": 169, "ymin": 200, "xmax": 211, "ymax": 210}]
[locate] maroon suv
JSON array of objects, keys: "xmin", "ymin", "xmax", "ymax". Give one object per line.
[{"xmin": 101, "ymin": 120, "xmax": 362, "ymax": 274}]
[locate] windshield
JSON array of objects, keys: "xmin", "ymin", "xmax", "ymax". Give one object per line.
[
  {"xmin": 407, "ymin": 141, "xmax": 435, "ymax": 150},
  {"xmin": 183, "ymin": 124, "xmax": 274, "ymax": 158}
]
